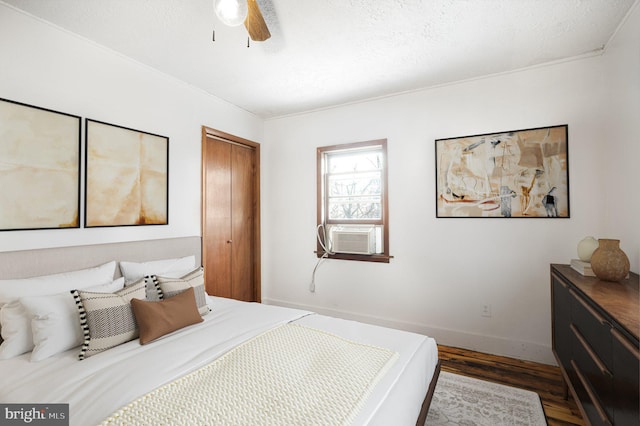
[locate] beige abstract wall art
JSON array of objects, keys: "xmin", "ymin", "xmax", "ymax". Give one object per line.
[
  {"xmin": 85, "ymin": 120, "xmax": 168, "ymax": 227},
  {"xmin": 0, "ymin": 98, "xmax": 80, "ymax": 231}
]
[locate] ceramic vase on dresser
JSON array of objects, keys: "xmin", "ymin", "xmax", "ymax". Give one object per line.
[
  {"xmin": 590, "ymin": 238, "xmax": 630, "ymax": 282},
  {"xmin": 577, "ymin": 236, "xmax": 599, "ymax": 262}
]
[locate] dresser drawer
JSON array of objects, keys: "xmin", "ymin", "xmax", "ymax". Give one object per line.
[
  {"xmin": 570, "ymin": 288, "xmax": 613, "ymax": 369},
  {"xmin": 552, "ymin": 274, "xmax": 571, "ymax": 318},
  {"xmin": 571, "ymin": 359, "xmax": 613, "ymax": 426},
  {"xmin": 571, "ymin": 323, "xmax": 614, "ymax": 423},
  {"xmin": 552, "ymin": 276, "xmax": 572, "ymax": 367},
  {"xmin": 611, "ymin": 328, "xmax": 640, "ymax": 426}
]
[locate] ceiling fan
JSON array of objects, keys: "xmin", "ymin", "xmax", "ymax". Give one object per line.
[
  {"xmin": 245, "ymin": 0, "xmax": 271, "ymax": 41},
  {"xmin": 213, "ymin": 0, "xmax": 271, "ymax": 42}
]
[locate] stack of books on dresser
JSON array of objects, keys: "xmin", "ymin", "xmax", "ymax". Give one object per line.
[
  {"xmin": 570, "ymin": 259, "xmax": 595, "ymax": 276},
  {"xmin": 570, "ymin": 259, "xmax": 630, "ymax": 279}
]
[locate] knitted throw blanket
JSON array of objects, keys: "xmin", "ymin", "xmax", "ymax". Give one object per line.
[{"xmin": 101, "ymin": 323, "xmax": 398, "ymax": 426}]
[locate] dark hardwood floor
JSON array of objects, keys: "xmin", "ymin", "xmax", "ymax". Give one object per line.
[{"xmin": 437, "ymin": 345, "xmax": 585, "ymax": 426}]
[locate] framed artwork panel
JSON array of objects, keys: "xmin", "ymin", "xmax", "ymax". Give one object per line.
[
  {"xmin": 0, "ymin": 97, "xmax": 81, "ymax": 231},
  {"xmin": 85, "ymin": 119, "xmax": 169, "ymax": 227},
  {"xmin": 435, "ymin": 125, "xmax": 569, "ymax": 218}
]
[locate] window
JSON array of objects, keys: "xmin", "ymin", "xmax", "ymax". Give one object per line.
[{"xmin": 316, "ymin": 139, "xmax": 391, "ymax": 263}]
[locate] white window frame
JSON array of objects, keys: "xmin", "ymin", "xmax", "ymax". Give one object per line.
[{"xmin": 316, "ymin": 139, "xmax": 391, "ymax": 263}]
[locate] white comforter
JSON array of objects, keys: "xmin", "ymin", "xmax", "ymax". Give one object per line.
[{"xmin": 1, "ymin": 297, "xmax": 438, "ymax": 426}]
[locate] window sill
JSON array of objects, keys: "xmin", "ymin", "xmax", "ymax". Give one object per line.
[{"xmin": 315, "ymin": 251, "xmax": 393, "ymax": 264}]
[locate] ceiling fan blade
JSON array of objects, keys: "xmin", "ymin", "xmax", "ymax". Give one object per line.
[{"xmin": 244, "ymin": 0, "xmax": 271, "ymax": 41}]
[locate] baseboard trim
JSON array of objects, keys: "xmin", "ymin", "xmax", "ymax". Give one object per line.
[{"xmin": 262, "ymin": 298, "xmax": 557, "ymax": 365}]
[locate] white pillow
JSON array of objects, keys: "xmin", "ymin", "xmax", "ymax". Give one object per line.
[
  {"xmin": 21, "ymin": 278, "xmax": 125, "ymax": 362},
  {"xmin": 0, "ymin": 261, "xmax": 117, "ymax": 307},
  {"xmin": 0, "ymin": 261, "xmax": 117, "ymax": 359},
  {"xmin": 119, "ymin": 256, "xmax": 196, "ymax": 284},
  {"xmin": 0, "ymin": 302, "xmax": 32, "ymax": 359}
]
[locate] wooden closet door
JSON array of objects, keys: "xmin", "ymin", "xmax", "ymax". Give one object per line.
[
  {"xmin": 202, "ymin": 129, "xmax": 260, "ymax": 302},
  {"xmin": 230, "ymin": 144, "xmax": 254, "ymax": 301},
  {"xmin": 203, "ymin": 137, "xmax": 233, "ymax": 298}
]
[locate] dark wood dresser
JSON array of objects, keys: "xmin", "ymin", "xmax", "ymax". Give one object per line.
[{"xmin": 551, "ymin": 264, "xmax": 639, "ymax": 425}]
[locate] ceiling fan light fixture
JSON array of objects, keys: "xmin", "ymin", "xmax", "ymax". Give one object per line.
[{"xmin": 214, "ymin": 0, "xmax": 248, "ymax": 27}]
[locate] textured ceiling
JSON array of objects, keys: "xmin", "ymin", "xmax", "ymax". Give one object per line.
[{"xmin": 2, "ymin": 0, "xmax": 637, "ymax": 118}]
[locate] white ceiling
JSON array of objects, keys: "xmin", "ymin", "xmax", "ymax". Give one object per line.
[{"xmin": 3, "ymin": 0, "xmax": 637, "ymax": 118}]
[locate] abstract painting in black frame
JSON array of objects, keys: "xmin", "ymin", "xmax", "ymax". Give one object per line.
[
  {"xmin": 435, "ymin": 125, "xmax": 569, "ymax": 218},
  {"xmin": 85, "ymin": 119, "xmax": 169, "ymax": 227},
  {"xmin": 0, "ymin": 97, "xmax": 81, "ymax": 231}
]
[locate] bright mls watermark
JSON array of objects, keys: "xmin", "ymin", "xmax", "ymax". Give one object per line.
[{"xmin": 1, "ymin": 404, "xmax": 68, "ymax": 425}]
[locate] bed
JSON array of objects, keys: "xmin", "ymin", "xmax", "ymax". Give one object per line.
[{"xmin": 0, "ymin": 237, "xmax": 440, "ymax": 425}]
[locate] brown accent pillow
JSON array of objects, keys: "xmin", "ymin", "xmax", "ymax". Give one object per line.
[{"xmin": 131, "ymin": 287, "xmax": 203, "ymax": 345}]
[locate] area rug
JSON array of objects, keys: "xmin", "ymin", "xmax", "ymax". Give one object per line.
[{"xmin": 425, "ymin": 371, "xmax": 547, "ymax": 426}]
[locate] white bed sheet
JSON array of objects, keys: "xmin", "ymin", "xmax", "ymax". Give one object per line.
[{"xmin": 0, "ymin": 296, "xmax": 438, "ymax": 426}]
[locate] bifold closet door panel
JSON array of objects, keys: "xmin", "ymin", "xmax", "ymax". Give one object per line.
[
  {"xmin": 203, "ymin": 137, "xmax": 233, "ymax": 298},
  {"xmin": 230, "ymin": 144, "xmax": 255, "ymax": 302}
]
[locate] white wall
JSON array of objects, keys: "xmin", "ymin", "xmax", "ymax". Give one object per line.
[
  {"xmin": 0, "ymin": 4, "xmax": 262, "ymax": 252},
  {"xmin": 601, "ymin": 3, "xmax": 640, "ymax": 271},
  {"xmin": 262, "ymin": 5, "xmax": 639, "ymax": 364}
]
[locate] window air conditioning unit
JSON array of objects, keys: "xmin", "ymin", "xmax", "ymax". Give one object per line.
[{"xmin": 330, "ymin": 226, "xmax": 376, "ymax": 255}]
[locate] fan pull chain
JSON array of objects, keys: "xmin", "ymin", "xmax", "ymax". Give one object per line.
[{"xmin": 211, "ymin": 27, "xmax": 253, "ymax": 47}]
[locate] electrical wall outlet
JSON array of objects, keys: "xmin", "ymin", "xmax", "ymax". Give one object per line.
[{"xmin": 481, "ymin": 304, "xmax": 492, "ymax": 317}]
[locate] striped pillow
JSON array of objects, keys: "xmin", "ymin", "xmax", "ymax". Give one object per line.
[
  {"xmin": 151, "ymin": 268, "xmax": 210, "ymax": 316},
  {"xmin": 71, "ymin": 278, "xmax": 147, "ymax": 360}
]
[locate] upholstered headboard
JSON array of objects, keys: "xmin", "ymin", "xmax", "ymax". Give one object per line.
[{"xmin": 0, "ymin": 237, "xmax": 202, "ymax": 280}]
